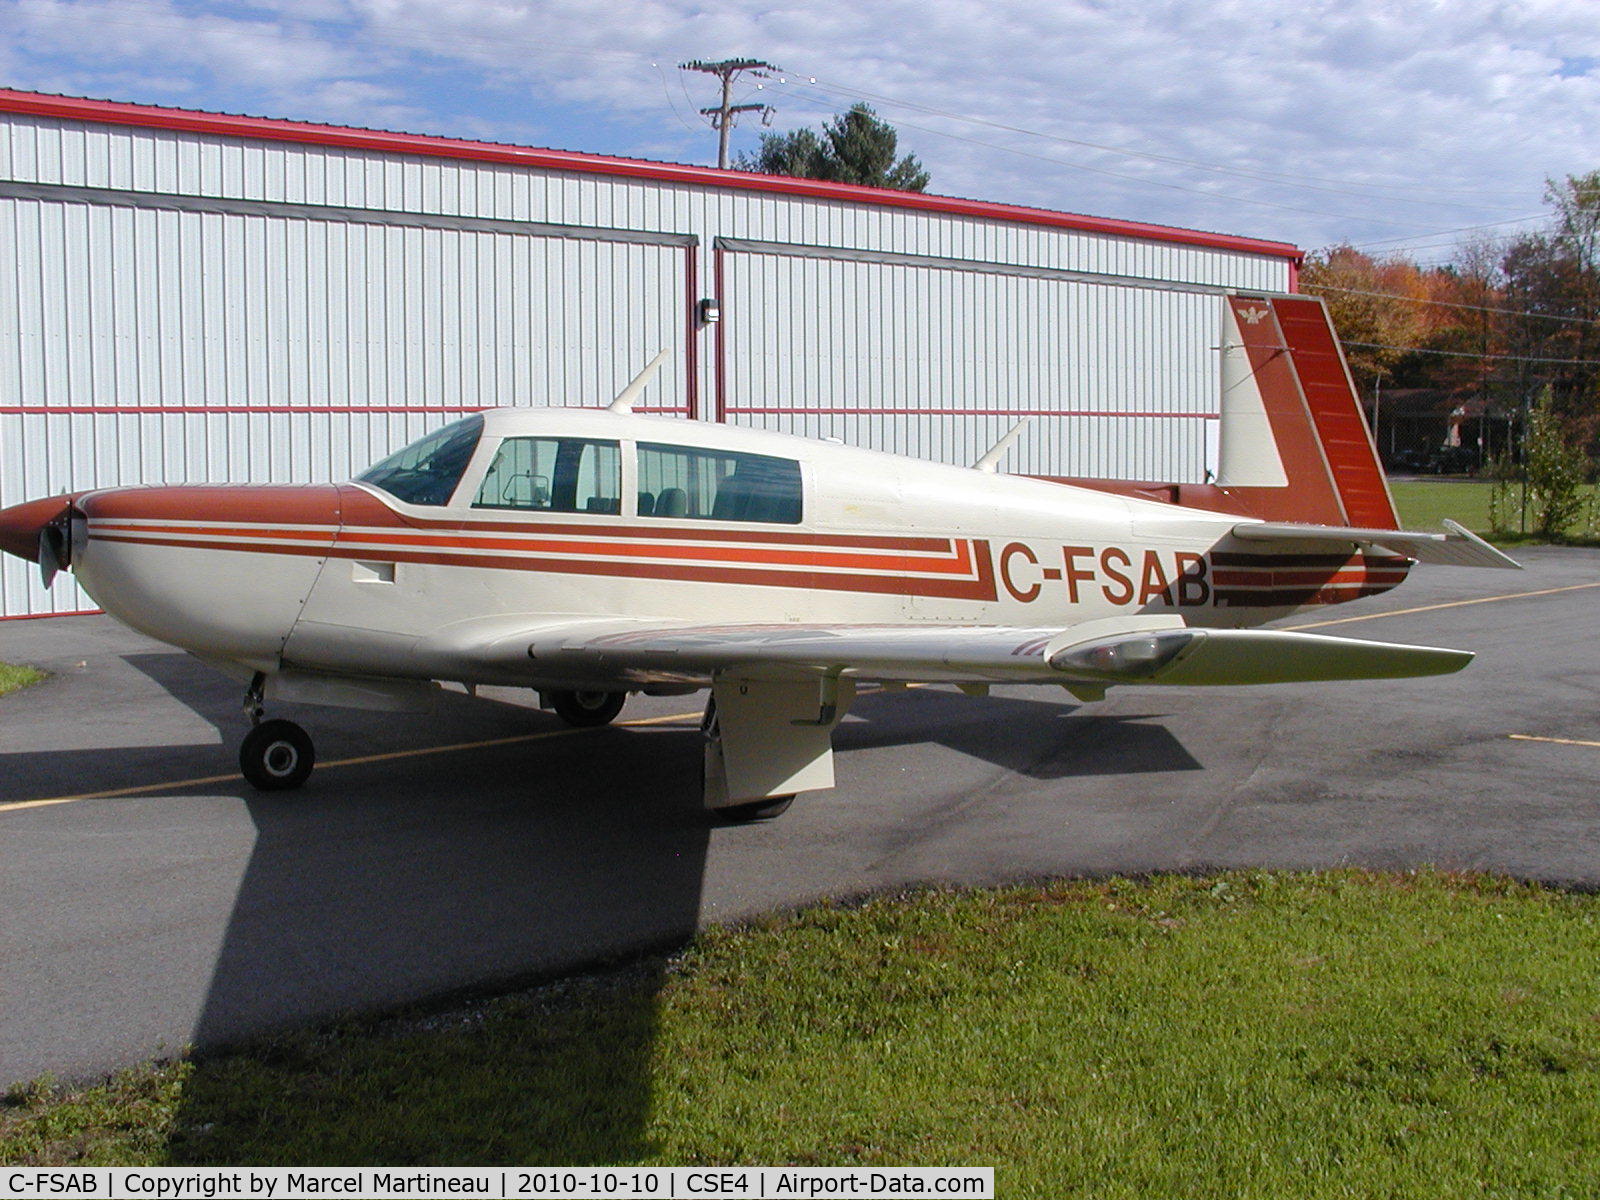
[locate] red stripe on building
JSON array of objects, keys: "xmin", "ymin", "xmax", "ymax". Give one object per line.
[
  {"xmin": 725, "ymin": 407, "xmax": 1222, "ymax": 419},
  {"xmin": 0, "ymin": 608, "xmax": 104, "ymax": 620},
  {"xmin": 1, "ymin": 405, "xmax": 690, "ymax": 416}
]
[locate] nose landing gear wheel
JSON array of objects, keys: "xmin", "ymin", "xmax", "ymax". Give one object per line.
[
  {"xmin": 240, "ymin": 719, "xmax": 315, "ymax": 791},
  {"xmin": 549, "ymin": 689, "xmax": 627, "ymax": 727}
]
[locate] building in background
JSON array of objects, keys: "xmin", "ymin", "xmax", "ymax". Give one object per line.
[{"xmin": 0, "ymin": 90, "xmax": 1301, "ymax": 617}]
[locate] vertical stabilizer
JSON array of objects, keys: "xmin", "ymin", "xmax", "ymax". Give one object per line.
[
  {"xmin": 1217, "ymin": 305, "xmax": 1288, "ymax": 487},
  {"xmin": 1217, "ymin": 294, "xmax": 1399, "ymax": 530},
  {"xmin": 1036, "ymin": 293, "xmax": 1400, "ymax": 532}
]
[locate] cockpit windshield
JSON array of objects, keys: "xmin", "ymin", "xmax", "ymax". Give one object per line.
[{"xmin": 356, "ymin": 415, "xmax": 484, "ymax": 506}]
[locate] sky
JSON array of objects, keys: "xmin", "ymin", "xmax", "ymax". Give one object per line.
[{"xmin": 3, "ymin": 0, "xmax": 1600, "ymax": 261}]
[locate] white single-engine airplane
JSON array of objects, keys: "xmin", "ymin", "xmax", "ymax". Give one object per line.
[{"xmin": 0, "ymin": 298, "xmax": 1517, "ymax": 819}]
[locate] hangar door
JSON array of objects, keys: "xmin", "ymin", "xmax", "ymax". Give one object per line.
[
  {"xmin": 0, "ymin": 182, "xmax": 695, "ymax": 616},
  {"xmin": 715, "ymin": 238, "xmax": 1225, "ymax": 483}
]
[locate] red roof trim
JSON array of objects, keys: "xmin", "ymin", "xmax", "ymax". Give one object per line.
[{"xmin": 0, "ymin": 89, "xmax": 1303, "ymax": 265}]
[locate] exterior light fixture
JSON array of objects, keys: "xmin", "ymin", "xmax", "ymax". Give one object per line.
[{"xmin": 699, "ymin": 298, "xmax": 722, "ymax": 325}]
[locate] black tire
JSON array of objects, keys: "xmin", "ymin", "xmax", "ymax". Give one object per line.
[
  {"xmin": 239, "ymin": 719, "xmax": 315, "ymax": 791},
  {"xmin": 715, "ymin": 795, "xmax": 796, "ymax": 822},
  {"xmin": 699, "ymin": 697, "xmax": 795, "ymax": 821},
  {"xmin": 549, "ymin": 689, "xmax": 626, "ymax": 727}
]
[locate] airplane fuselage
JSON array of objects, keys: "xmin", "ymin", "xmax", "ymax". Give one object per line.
[{"xmin": 55, "ymin": 407, "xmax": 1410, "ymax": 690}]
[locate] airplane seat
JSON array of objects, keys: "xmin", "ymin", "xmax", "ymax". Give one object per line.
[
  {"xmin": 586, "ymin": 496, "xmax": 621, "ymax": 514},
  {"xmin": 712, "ymin": 475, "xmax": 752, "ymax": 521},
  {"xmin": 765, "ymin": 491, "xmax": 801, "ymax": 524},
  {"xmin": 637, "ymin": 491, "xmax": 656, "ymax": 516},
  {"xmin": 656, "ymin": 487, "xmax": 689, "ymax": 517}
]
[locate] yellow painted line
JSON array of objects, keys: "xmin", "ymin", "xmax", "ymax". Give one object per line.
[
  {"xmin": 0, "ymin": 708, "xmax": 703, "ymax": 814},
  {"xmin": 1509, "ymin": 733, "xmax": 1600, "ymax": 750},
  {"xmin": 1286, "ymin": 581, "xmax": 1600, "ymax": 630}
]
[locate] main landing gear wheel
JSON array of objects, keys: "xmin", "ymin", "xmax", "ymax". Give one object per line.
[
  {"xmin": 715, "ymin": 795, "xmax": 796, "ymax": 822},
  {"xmin": 239, "ymin": 719, "xmax": 315, "ymax": 791},
  {"xmin": 549, "ymin": 689, "xmax": 627, "ymax": 727},
  {"xmin": 700, "ymin": 697, "xmax": 795, "ymax": 822}
]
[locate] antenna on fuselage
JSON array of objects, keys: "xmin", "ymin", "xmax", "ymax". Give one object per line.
[
  {"xmin": 608, "ymin": 348, "xmax": 672, "ymax": 414},
  {"xmin": 973, "ymin": 419, "xmax": 1030, "ymax": 473}
]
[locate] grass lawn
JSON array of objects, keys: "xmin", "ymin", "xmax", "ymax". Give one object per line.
[
  {"xmin": 5, "ymin": 871, "xmax": 1600, "ymax": 1197},
  {"xmin": 0, "ymin": 661, "xmax": 45, "ymax": 697},
  {"xmin": 1389, "ymin": 478, "xmax": 1600, "ymax": 544}
]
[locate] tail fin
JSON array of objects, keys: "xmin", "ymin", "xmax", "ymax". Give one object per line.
[
  {"xmin": 1216, "ymin": 294, "xmax": 1398, "ymax": 529},
  {"xmin": 1047, "ymin": 294, "xmax": 1398, "ymax": 529}
]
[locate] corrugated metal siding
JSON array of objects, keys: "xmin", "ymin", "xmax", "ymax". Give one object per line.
[
  {"xmin": 0, "ymin": 111, "xmax": 1291, "ymax": 616},
  {"xmin": 0, "ymin": 116, "xmax": 1289, "ymax": 293},
  {"xmin": 719, "ymin": 249, "xmax": 1222, "ymax": 478},
  {"xmin": 0, "ymin": 183, "xmax": 690, "ymax": 615}
]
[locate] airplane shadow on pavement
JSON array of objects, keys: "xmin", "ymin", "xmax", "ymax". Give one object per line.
[
  {"xmin": 175, "ymin": 721, "xmax": 715, "ymax": 1164},
  {"xmin": 839, "ymin": 686, "xmax": 1203, "ymax": 780},
  {"xmin": 5, "ymin": 650, "xmax": 1199, "ymax": 1162}
]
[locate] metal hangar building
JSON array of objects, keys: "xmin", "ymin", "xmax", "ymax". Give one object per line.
[{"xmin": 0, "ymin": 89, "xmax": 1302, "ymax": 618}]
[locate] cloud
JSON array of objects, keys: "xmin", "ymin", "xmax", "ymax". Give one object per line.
[
  {"xmin": 4, "ymin": 0, "xmax": 408, "ymax": 109},
  {"xmin": 4, "ymin": 0, "xmax": 1599, "ymax": 255}
]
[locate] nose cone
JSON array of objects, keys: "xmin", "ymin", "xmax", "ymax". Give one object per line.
[
  {"xmin": 0, "ymin": 494, "xmax": 81, "ymax": 562},
  {"xmin": 71, "ymin": 483, "xmax": 343, "ymax": 665}
]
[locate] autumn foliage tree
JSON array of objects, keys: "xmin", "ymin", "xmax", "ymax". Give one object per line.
[
  {"xmin": 1305, "ymin": 174, "xmax": 1600, "ymax": 467},
  {"xmin": 1300, "ymin": 247, "xmax": 1434, "ymax": 394}
]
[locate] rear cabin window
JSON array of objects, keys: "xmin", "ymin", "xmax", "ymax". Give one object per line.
[
  {"xmin": 638, "ymin": 443, "xmax": 802, "ymax": 524},
  {"xmin": 473, "ymin": 437, "xmax": 622, "ymax": 514},
  {"xmin": 358, "ymin": 415, "xmax": 484, "ymax": 506}
]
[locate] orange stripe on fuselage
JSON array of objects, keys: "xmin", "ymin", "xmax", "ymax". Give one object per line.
[
  {"xmin": 89, "ymin": 530, "xmax": 1000, "ymax": 600},
  {"xmin": 89, "ymin": 521, "xmax": 977, "ymax": 576}
]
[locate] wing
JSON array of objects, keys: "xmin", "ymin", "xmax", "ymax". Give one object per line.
[
  {"xmin": 1232, "ymin": 518, "xmax": 1520, "ymax": 569},
  {"xmin": 415, "ymin": 612, "xmax": 1471, "ymax": 808},
  {"xmin": 415, "ymin": 612, "xmax": 1472, "ymax": 692}
]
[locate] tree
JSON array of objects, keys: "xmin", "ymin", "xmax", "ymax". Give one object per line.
[
  {"xmin": 1300, "ymin": 245, "xmax": 1428, "ymax": 393},
  {"xmin": 1498, "ymin": 174, "xmax": 1600, "ymax": 430},
  {"xmin": 1523, "ymin": 384, "xmax": 1591, "ymax": 539},
  {"xmin": 738, "ymin": 103, "xmax": 930, "ymax": 192},
  {"xmin": 739, "ymin": 126, "xmax": 828, "ymax": 179}
]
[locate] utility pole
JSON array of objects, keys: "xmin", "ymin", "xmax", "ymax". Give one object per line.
[{"xmin": 679, "ymin": 58, "xmax": 778, "ymax": 168}]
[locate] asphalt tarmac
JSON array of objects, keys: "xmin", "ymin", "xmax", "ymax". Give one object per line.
[{"xmin": 3, "ymin": 546, "xmax": 1599, "ymax": 1087}]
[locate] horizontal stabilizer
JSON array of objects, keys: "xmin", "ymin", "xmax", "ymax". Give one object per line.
[{"xmin": 1231, "ymin": 518, "xmax": 1520, "ymax": 570}]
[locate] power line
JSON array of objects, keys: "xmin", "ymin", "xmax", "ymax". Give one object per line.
[
  {"xmin": 22, "ymin": 1, "xmax": 1538, "ymax": 216},
  {"xmin": 772, "ymin": 83, "xmax": 1444, "ymax": 232},
  {"xmin": 10, "ymin": 3, "xmax": 1556, "ymax": 238},
  {"xmin": 652, "ymin": 63, "xmax": 700, "ymax": 134},
  {"xmin": 679, "ymin": 59, "xmax": 778, "ymax": 169},
  {"xmin": 785, "ymin": 74, "xmax": 1535, "ymax": 213},
  {"xmin": 1344, "ymin": 340, "xmax": 1600, "ymax": 366},
  {"xmin": 1306, "ymin": 284, "xmax": 1600, "ymax": 326},
  {"xmin": 1346, "ymin": 213, "xmax": 1551, "ymax": 251}
]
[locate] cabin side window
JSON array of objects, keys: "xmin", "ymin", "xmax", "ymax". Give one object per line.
[
  {"xmin": 637, "ymin": 443, "xmax": 802, "ymax": 524},
  {"xmin": 357, "ymin": 415, "xmax": 484, "ymax": 506},
  {"xmin": 472, "ymin": 437, "xmax": 622, "ymax": 514}
]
